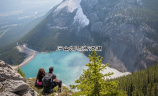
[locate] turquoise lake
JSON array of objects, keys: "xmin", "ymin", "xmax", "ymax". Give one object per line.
[{"xmin": 21, "ymin": 51, "xmax": 89, "ymax": 88}]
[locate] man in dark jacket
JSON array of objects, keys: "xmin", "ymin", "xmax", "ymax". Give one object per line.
[{"xmin": 43, "ymin": 67, "xmax": 62, "ymax": 93}]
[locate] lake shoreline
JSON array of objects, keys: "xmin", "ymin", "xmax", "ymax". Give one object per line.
[
  {"xmin": 12, "ymin": 44, "xmax": 38, "ymax": 70},
  {"xmin": 12, "ymin": 45, "xmax": 86, "ymax": 70},
  {"xmin": 13, "ymin": 45, "xmax": 131, "ymax": 80},
  {"xmin": 16, "ymin": 48, "xmax": 131, "ymax": 90}
]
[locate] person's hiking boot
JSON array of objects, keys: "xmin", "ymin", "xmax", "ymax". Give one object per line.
[{"xmin": 58, "ymin": 88, "xmax": 61, "ymax": 93}]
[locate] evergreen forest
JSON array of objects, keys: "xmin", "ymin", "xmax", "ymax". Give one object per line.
[{"xmin": 109, "ymin": 63, "xmax": 158, "ymax": 96}]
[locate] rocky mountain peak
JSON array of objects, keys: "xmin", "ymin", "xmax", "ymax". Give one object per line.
[{"xmin": 49, "ymin": 0, "xmax": 89, "ymax": 30}]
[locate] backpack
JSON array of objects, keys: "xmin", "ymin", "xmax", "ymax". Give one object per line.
[{"xmin": 42, "ymin": 73, "xmax": 53, "ymax": 87}]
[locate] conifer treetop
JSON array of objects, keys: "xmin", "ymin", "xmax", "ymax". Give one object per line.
[{"xmin": 70, "ymin": 51, "xmax": 127, "ymax": 96}]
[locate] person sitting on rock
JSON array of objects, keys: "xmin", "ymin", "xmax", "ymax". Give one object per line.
[
  {"xmin": 35, "ymin": 68, "xmax": 45, "ymax": 87},
  {"xmin": 42, "ymin": 67, "xmax": 62, "ymax": 93}
]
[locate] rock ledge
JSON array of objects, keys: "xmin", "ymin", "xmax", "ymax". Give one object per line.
[{"xmin": 0, "ymin": 60, "xmax": 38, "ymax": 96}]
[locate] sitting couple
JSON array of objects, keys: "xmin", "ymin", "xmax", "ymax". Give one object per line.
[{"xmin": 35, "ymin": 67, "xmax": 62, "ymax": 93}]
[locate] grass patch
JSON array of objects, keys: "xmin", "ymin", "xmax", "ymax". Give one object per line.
[{"xmin": 27, "ymin": 78, "xmax": 73, "ymax": 96}]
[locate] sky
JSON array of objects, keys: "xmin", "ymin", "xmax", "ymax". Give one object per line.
[{"xmin": 0, "ymin": 0, "xmax": 63, "ymax": 14}]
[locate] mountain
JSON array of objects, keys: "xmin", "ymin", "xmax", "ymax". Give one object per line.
[
  {"xmin": 0, "ymin": 17, "xmax": 43, "ymax": 49},
  {"xmin": 18, "ymin": 0, "xmax": 158, "ymax": 72},
  {"xmin": 0, "ymin": 0, "xmax": 62, "ymax": 49},
  {"xmin": 0, "ymin": 5, "xmax": 61, "ymax": 65}
]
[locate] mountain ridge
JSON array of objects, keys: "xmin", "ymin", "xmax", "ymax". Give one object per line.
[{"xmin": 17, "ymin": 0, "xmax": 158, "ymax": 72}]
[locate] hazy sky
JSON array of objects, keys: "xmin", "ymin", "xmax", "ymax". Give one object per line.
[{"xmin": 0, "ymin": 0, "xmax": 63, "ymax": 13}]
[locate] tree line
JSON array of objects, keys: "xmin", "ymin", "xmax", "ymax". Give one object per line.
[{"xmin": 108, "ymin": 63, "xmax": 158, "ymax": 96}]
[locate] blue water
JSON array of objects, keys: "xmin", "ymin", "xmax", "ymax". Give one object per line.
[{"xmin": 21, "ymin": 51, "xmax": 89, "ymax": 88}]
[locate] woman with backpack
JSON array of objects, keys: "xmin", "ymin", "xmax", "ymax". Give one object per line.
[{"xmin": 35, "ymin": 68, "xmax": 45, "ymax": 87}]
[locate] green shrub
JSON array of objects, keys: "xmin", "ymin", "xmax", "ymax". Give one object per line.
[{"xmin": 17, "ymin": 66, "xmax": 25, "ymax": 78}]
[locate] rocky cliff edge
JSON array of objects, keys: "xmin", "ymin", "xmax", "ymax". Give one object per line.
[{"xmin": 0, "ymin": 60, "xmax": 38, "ymax": 96}]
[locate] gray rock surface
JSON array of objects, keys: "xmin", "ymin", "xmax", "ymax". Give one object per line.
[
  {"xmin": 0, "ymin": 60, "xmax": 38, "ymax": 96},
  {"xmin": 0, "ymin": 60, "xmax": 24, "ymax": 82},
  {"xmin": 2, "ymin": 79, "xmax": 29, "ymax": 92},
  {"xmin": 22, "ymin": 87, "xmax": 38, "ymax": 96},
  {"xmin": 0, "ymin": 67, "xmax": 24, "ymax": 82},
  {"xmin": 0, "ymin": 92, "xmax": 18, "ymax": 96},
  {"xmin": 0, "ymin": 82, "xmax": 2, "ymax": 88},
  {"xmin": 0, "ymin": 60, "xmax": 12, "ymax": 68}
]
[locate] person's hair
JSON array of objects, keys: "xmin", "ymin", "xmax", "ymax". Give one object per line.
[
  {"xmin": 49, "ymin": 67, "xmax": 54, "ymax": 73},
  {"xmin": 37, "ymin": 68, "xmax": 45, "ymax": 79}
]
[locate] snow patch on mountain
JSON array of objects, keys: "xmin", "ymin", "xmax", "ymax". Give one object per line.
[
  {"xmin": 54, "ymin": 0, "xmax": 89, "ymax": 27},
  {"xmin": 54, "ymin": 0, "xmax": 80, "ymax": 13},
  {"xmin": 73, "ymin": 5, "xmax": 89, "ymax": 27}
]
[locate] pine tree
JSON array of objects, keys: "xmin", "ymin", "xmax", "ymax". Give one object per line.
[
  {"xmin": 70, "ymin": 51, "xmax": 127, "ymax": 96},
  {"xmin": 17, "ymin": 66, "xmax": 25, "ymax": 78}
]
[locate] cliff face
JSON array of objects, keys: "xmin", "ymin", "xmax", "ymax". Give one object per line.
[
  {"xmin": 20, "ymin": 0, "xmax": 158, "ymax": 72},
  {"xmin": 0, "ymin": 60, "xmax": 38, "ymax": 96}
]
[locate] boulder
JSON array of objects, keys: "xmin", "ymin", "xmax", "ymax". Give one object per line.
[
  {"xmin": 21, "ymin": 87, "xmax": 38, "ymax": 96},
  {"xmin": 2, "ymin": 79, "xmax": 29, "ymax": 93},
  {"xmin": 0, "ymin": 60, "xmax": 38, "ymax": 96},
  {"xmin": 0, "ymin": 82, "xmax": 2, "ymax": 88},
  {"xmin": 0, "ymin": 61, "xmax": 24, "ymax": 82},
  {"xmin": 0, "ymin": 60, "xmax": 13, "ymax": 69},
  {"xmin": 0, "ymin": 92, "xmax": 18, "ymax": 96}
]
